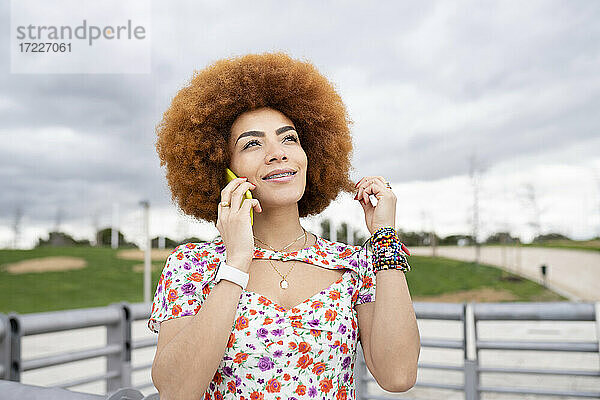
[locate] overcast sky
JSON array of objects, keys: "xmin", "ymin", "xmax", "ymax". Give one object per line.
[{"xmin": 1, "ymin": 0, "xmax": 599, "ymax": 249}]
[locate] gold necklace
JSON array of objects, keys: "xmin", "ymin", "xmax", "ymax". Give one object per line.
[{"xmin": 253, "ymin": 228, "xmax": 308, "ymax": 290}]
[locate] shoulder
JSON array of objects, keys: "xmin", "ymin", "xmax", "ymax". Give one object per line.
[{"xmin": 161, "ymin": 239, "xmax": 225, "ymax": 275}]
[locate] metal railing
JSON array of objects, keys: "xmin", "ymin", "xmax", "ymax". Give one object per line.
[{"xmin": 1, "ymin": 301, "xmax": 599, "ymax": 399}]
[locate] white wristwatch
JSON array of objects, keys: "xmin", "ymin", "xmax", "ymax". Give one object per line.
[{"xmin": 213, "ymin": 261, "xmax": 249, "ymax": 290}]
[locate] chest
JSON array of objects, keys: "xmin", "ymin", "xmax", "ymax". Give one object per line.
[{"xmin": 245, "ymin": 259, "xmax": 347, "ymax": 311}]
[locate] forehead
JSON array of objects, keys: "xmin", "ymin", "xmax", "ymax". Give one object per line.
[{"xmin": 230, "ymin": 107, "xmax": 294, "ymax": 135}]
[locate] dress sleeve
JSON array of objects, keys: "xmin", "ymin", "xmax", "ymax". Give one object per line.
[
  {"xmin": 147, "ymin": 243, "xmax": 214, "ymax": 334},
  {"xmin": 354, "ymin": 245, "xmax": 377, "ymax": 306}
]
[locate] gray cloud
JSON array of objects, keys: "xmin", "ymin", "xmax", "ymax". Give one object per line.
[{"xmin": 1, "ymin": 0, "xmax": 599, "ymax": 240}]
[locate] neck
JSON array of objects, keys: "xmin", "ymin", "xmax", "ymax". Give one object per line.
[{"xmin": 251, "ymin": 203, "xmax": 312, "ymax": 251}]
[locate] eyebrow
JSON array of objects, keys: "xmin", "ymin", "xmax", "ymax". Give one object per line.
[{"xmin": 235, "ymin": 125, "xmax": 296, "ymax": 145}]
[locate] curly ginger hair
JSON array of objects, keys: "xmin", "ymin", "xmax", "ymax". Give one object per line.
[{"xmin": 155, "ymin": 52, "xmax": 357, "ymax": 224}]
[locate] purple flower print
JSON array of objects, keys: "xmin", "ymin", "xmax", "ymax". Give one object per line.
[
  {"xmin": 215, "ymin": 245, "xmax": 225, "ymax": 254},
  {"xmin": 257, "ymin": 378, "xmax": 264, "ymax": 384},
  {"xmin": 338, "ymin": 324, "xmax": 347, "ymax": 335},
  {"xmin": 344, "ymin": 372, "xmax": 349, "ymax": 382},
  {"xmin": 183, "ymin": 261, "xmax": 192, "ymax": 270},
  {"xmin": 257, "ymin": 328, "xmax": 269, "ymax": 338},
  {"xmin": 349, "ymin": 259, "xmax": 358, "ymax": 268},
  {"xmin": 181, "ymin": 282, "xmax": 196, "ymax": 296},
  {"xmin": 307, "ymin": 319, "xmax": 319, "ymax": 328},
  {"xmin": 271, "ymin": 328, "xmax": 284, "ymax": 336},
  {"xmin": 342, "ymin": 356, "xmax": 351, "ymax": 369},
  {"xmin": 308, "ymin": 386, "xmax": 317, "ymax": 397},
  {"xmin": 235, "ymin": 375, "xmax": 241, "ymax": 386},
  {"xmin": 359, "ymin": 293, "xmax": 373, "ymax": 303},
  {"xmin": 257, "ymin": 356, "xmax": 274, "ymax": 372},
  {"xmin": 273, "ymin": 350, "xmax": 283, "ymax": 358},
  {"xmin": 166, "ymin": 271, "xmax": 172, "ymax": 278},
  {"xmin": 222, "ymin": 366, "xmax": 233, "ymax": 376}
]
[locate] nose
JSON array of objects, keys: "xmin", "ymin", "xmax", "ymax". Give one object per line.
[{"xmin": 265, "ymin": 141, "xmax": 288, "ymax": 163}]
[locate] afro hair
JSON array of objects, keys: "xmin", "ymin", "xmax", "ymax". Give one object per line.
[{"xmin": 155, "ymin": 52, "xmax": 356, "ymax": 224}]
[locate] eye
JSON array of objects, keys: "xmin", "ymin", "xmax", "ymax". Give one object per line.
[
  {"xmin": 284, "ymin": 134, "xmax": 298, "ymax": 143},
  {"xmin": 242, "ymin": 134, "xmax": 298, "ymax": 150}
]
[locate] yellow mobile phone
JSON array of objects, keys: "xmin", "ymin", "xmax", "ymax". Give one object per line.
[{"xmin": 225, "ymin": 168, "xmax": 254, "ymax": 225}]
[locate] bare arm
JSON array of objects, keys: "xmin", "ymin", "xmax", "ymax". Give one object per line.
[{"xmin": 151, "ymin": 261, "xmax": 249, "ymax": 400}]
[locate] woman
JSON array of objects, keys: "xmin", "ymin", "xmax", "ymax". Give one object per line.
[{"xmin": 149, "ymin": 52, "xmax": 420, "ymax": 400}]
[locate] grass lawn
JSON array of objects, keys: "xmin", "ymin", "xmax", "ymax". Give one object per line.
[{"xmin": 0, "ymin": 246, "xmax": 565, "ymax": 315}]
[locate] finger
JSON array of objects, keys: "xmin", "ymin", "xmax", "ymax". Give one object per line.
[
  {"xmin": 230, "ymin": 181, "xmax": 256, "ymax": 211},
  {"xmin": 221, "ymin": 177, "xmax": 248, "ymax": 201},
  {"xmin": 356, "ymin": 177, "xmax": 375, "ymax": 203},
  {"xmin": 252, "ymin": 198, "xmax": 262, "ymax": 213},
  {"xmin": 363, "ymin": 180, "xmax": 383, "ymax": 204}
]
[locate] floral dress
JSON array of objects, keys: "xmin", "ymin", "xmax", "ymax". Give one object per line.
[{"xmin": 148, "ymin": 234, "xmax": 381, "ymax": 400}]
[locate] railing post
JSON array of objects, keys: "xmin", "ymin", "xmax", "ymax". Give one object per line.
[
  {"xmin": 106, "ymin": 302, "xmax": 132, "ymax": 392},
  {"xmin": 0, "ymin": 313, "xmax": 11, "ymax": 380},
  {"xmin": 354, "ymin": 344, "xmax": 368, "ymax": 400},
  {"xmin": 595, "ymin": 302, "xmax": 600, "ymax": 371},
  {"xmin": 464, "ymin": 302, "xmax": 479, "ymax": 400},
  {"xmin": 7, "ymin": 313, "xmax": 22, "ymax": 382}
]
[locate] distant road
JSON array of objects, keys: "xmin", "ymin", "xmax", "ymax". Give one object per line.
[{"xmin": 409, "ymin": 245, "xmax": 600, "ymax": 301}]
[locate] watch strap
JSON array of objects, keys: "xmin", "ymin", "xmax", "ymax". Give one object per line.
[{"xmin": 214, "ymin": 261, "xmax": 249, "ymax": 290}]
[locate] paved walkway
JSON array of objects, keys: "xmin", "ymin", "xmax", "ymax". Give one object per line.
[{"xmin": 410, "ymin": 245, "xmax": 600, "ymax": 301}]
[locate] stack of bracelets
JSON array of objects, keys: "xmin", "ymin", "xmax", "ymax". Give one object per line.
[{"xmin": 370, "ymin": 227, "xmax": 411, "ymax": 274}]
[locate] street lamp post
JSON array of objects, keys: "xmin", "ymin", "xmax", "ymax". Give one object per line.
[{"xmin": 139, "ymin": 200, "xmax": 151, "ymax": 303}]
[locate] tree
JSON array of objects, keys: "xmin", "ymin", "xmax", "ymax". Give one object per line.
[
  {"xmin": 36, "ymin": 231, "xmax": 91, "ymax": 247},
  {"xmin": 485, "ymin": 232, "xmax": 520, "ymax": 244},
  {"xmin": 95, "ymin": 228, "xmax": 137, "ymax": 248}
]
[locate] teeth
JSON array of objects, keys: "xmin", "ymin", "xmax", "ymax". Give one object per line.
[{"xmin": 265, "ymin": 172, "xmax": 294, "ymax": 179}]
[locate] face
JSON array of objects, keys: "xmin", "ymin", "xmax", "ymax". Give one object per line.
[{"xmin": 228, "ymin": 107, "xmax": 308, "ymax": 209}]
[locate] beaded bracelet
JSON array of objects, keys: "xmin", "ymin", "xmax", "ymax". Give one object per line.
[{"xmin": 370, "ymin": 227, "xmax": 411, "ymax": 274}]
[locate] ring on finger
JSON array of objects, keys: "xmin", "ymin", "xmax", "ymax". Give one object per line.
[{"xmin": 220, "ymin": 201, "xmax": 230, "ymax": 208}]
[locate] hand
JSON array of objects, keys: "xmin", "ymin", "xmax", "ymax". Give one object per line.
[
  {"xmin": 354, "ymin": 176, "xmax": 396, "ymax": 235},
  {"xmin": 216, "ymin": 177, "xmax": 262, "ymax": 272}
]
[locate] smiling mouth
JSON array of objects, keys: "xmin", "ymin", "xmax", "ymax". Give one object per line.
[{"xmin": 262, "ymin": 171, "xmax": 297, "ymax": 181}]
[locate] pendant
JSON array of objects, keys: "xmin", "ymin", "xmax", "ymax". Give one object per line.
[{"xmin": 280, "ymin": 279, "xmax": 289, "ymax": 289}]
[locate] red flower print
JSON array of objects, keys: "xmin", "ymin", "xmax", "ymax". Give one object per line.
[
  {"xmin": 312, "ymin": 361, "xmax": 326, "ymax": 375},
  {"xmin": 203, "ymin": 392, "xmax": 210, "ymax": 400},
  {"xmin": 208, "ymin": 262, "xmax": 218, "ymax": 271},
  {"xmin": 352, "ymin": 291, "xmax": 359, "ymax": 302},
  {"xmin": 340, "ymin": 343, "xmax": 349, "ymax": 354},
  {"xmin": 319, "ymin": 379, "xmax": 333, "ymax": 393},
  {"xmin": 295, "ymin": 385, "xmax": 306, "ymax": 395},
  {"xmin": 266, "ymin": 378, "xmax": 281, "ymax": 393},
  {"xmin": 167, "ymin": 289, "xmax": 177, "ymax": 302},
  {"xmin": 327, "ymin": 332, "xmax": 333, "ymax": 340},
  {"xmin": 235, "ymin": 316, "xmax": 249, "ymax": 330},
  {"xmin": 176, "ymin": 253, "xmax": 184, "ymax": 260},
  {"xmin": 246, "ymin": 373, "xmax": 253, "ymax": 379},
  {"xmin": 185, "ymin": 243, "xmax": 196, "ymax": 249},
  {"xmin": 291, "ymin": 320, "xmax": 303, "ymax": 328},
  {"xmin": 172, "ymin": 304, "xmax": 182, "ymax": 316},
  {"xmin": 291, "ymin": 307, "xmax": 301, "ymax": 313},
  {"xmin": 233, "ymin": 352, "xmax": 248, "ymax": 364},
  {"xmin": 288, "ymin": 342, "xmax": 297, "ymax": 349},
  {"xmin": 283, "ymin": 373, "xmax": 291, "ymax": 381},
  {"xmin": 311, "ymin": 300, "xmax": 324, "ymax": 309},
  {"xmin": 200, "ymin": 250, "xmax": 209, "ymax": 257},
  {"xmin": 339, "ymin": 248, "xmax": 352, "ymax": 257},
  {"xmin": 351, "ymin": 319, "xmax": 357, "ymax": 330},
  {"xmin": 249, "ymin": 309, "xmax": 257, "ymax": 315},
  {"xmin": 263, "ymin": 317, "xmax": 273, "ymax": 325},
  {"xmin": 227, "ymin": 380, "xmax": 236, "ymax": 393},
  {"xmin": 310, "ymin": 329, "xmax": 322, "ymax": 337},
  {"xmin": 336, "ymin": 385, "xmax": 348, "ymax": 400},
  {"xmin": 323, "ymin": 259, "xmax": 329, "ymax": 265},
  {"xmin": 258, "ymin": 296, "xmax": 272, "ymax": 306},
  {"xmin": 165, "ymin": 279, "xmax": 172, "ymax": 290},
  {"xmin": 362, "ymin": 275, "xmax": 373, "ymax": 288},
  {"xmin": 214, "ymin": 390, "xmax": 223, "ymax": 400},
  {"xmin": 213, "ymin": 370, "xmax": 223, "ymax": 384},
  {"xmin": 194, "ymin": 304, "xmax": 201, "ymax": 314},
  {"xmin": 329, "ymin": 290, "xmax": 341, "ymax": 300},
  {"xmin": 187, "ymin": 299, "xmax": 194, "ymax": 305},
  {"xmin": 202, "ymin": 285, "xmax": 211, "ymax": 295},
  {"xmin": 296, "ymin": 354, "xmax": 314, "ymax": 369},
  {"xmin": 250, "ymin": 391, "xmax": 264, "ymax": 400},
  {"xmin": 298, "ymin": 341, "xmax": 312, "ymax": 353},
  {"xmin": 325, "ymin": 309, "xmax": 338, "ymax": 321},
  {"xmin": 227, "ymin": 332, "xmax": 236, "ymax": 348},
  {"xmin": 189, "ymin": 272, "xmax": 203, "ymax": 282}
]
